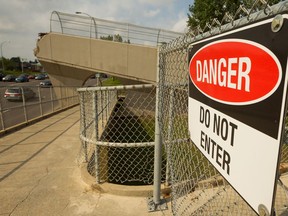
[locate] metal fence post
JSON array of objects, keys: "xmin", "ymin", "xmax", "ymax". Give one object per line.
[
  {"xmin": 153, "ymin": 82, "xmax": 162, "ymax": 204},
  {"xmin": 80, "ymin": 93, "xmax": 88, "ymax": 162},
  {"xmin": 0, "ymin": 99, "xmax": 5, "ymax": 131},
  {"xmin": 21, "ymin": 88, "xmax": 28, "ymax": 123},
  {"xmin": 101, "ymin": 91, "xmax": 104, "ymax": 130},
  {"xmin": 148, "ymin": 47, "xmax": 167, "ymax": 212},
  {"xmin": 165, "ymin": 87, "xmax": 175, "ymax": 186},
  {"xmin": 38, "ymin": 86, "xmax": 43, "ymax": 117},
  {"xmin": 93, "ymin": 91, "xmax": 100, "ymax": 183},
  {"xmin": 107, "ymin": 91, "xmax": 110, "ymax": 117}
]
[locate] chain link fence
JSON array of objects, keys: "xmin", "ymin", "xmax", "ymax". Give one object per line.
[
  {"xmin": 77, "ymin": 84, "xmax": 168, "ymax": 185},
  {"xmin": 0, "ymin": 85, "xmax": 79, "ymax": 134},
  {"xmin": 159, "ymin": 1, "xmax": 288, "ymax": 215},
  {"xmin": 75, "ymin": 0, "xmax": 288, "ymax": 215}
]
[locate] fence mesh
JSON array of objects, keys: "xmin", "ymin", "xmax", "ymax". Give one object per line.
[
  {"xmin": 159, "ymin": 1, "xmax": 288, "ymax": 215},
  {"xmin": 78, "ymin": 85, "xmax": 168, "ymax": 185},
  {"xmin": 74, "ymin": 0, "xmax": 288, "ymax": 215}
]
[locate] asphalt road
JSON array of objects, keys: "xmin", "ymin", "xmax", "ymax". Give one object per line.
[
  {"xmin": 0, "ymin": 79, "xmax": 61, "ymax": 131},
  {"xmin": 0, "ymin": 77, "xmax": 100, "ymax": 131}
]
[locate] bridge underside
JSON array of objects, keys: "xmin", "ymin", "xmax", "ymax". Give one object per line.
[{"xmin": 35, "ymin": 33, "xmax": 158, "ymax": 88}]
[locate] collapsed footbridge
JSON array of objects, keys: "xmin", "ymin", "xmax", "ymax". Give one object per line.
[{"xmin": 34, "ymin": 11, "xmax": 184, "ymax": 206}]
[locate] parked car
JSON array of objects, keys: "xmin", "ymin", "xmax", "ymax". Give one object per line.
[
  {"xmin": 35, "ymin": 74, "xmax": 46, "ymax": 80},
  {"xmin": 2, "ymin": 75, "xmax": 16, "ymax": 82},
  {"xmin": 28, "ymin": 74, "xmax": 35, "ymax": 79},
  {"xmin": 39, "ymin": 80, "xmax": 52, "ymax": 88},
  {"xmin": 4, "ymin": 87, "xmax": 35, "ymax": 101},
  {"xmin": 15, "ymin": 75, "xmax": 29, "ymax": 82},
  {"xmin": 0, "ymin": 73, "xmax": 5, "ymax": 81}
]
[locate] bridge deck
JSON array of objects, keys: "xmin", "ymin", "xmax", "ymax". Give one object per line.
[{"xmin": 36, "ymin": 33, "xmax": 159, "ymax": 86}]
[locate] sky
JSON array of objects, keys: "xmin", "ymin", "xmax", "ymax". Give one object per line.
[{"xmin": 0, "ymin": 0, "xmax": 193, "ymax": 61}]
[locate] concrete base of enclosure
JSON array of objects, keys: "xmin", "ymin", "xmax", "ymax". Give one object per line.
[{"xmin": 80, "ymin": 163, "xmax": 171, "ymax": 197}]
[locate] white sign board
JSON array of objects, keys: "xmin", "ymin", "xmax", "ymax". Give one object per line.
[{"xmin": 188, "ymin": 15, "xmax": 288, "ymax": 215}]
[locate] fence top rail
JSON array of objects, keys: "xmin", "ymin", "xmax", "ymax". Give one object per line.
[
  {"xmin": 50, "ymin": 11, "xmax": 184, "ymax": 46},
  {"xmin": 160, "ymin": 0, "xmax": 288, "ymax": 54},
  {"xmin": 77, "ymin": 84, "xmax": 155, "ymax": 92},
  {"xmin": 80, "ymin": 135, "xmax": 155, "ymax": 147}
]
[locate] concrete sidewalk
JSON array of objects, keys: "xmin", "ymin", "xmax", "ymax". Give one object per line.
[{"xmin": 0, "ymin": 106, "xmax": 172, "ymax": 216}]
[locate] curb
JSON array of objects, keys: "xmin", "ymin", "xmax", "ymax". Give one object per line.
[{"xmin": 80, "ymin": 163, "xmax": 171, "ymax": 197}]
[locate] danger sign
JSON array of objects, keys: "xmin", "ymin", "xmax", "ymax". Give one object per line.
[
  {"xmin": 188, "ymin": 15, "xmax": 288, "ymax": 215},
  {"xmin": 190, "ymin": 39, "xmax": 282, "ymax": 105}
]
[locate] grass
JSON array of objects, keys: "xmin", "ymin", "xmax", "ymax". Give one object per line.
[
  {"xmin": 102, "ymin": 77, "xmax": 122, "ymax": 86},
  {"xmin": 1, "ymin": 70, "xmax": 40, "ymax": 76},
  {"xmin": 162, "ymin": 114, "xmax": 218, "ymax": 183},
  {"xmin": 139, "ymin": 117, "xmax": 155, "ymax": 141}
]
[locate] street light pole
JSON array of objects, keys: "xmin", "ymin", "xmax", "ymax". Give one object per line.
[
  {"xmin": 0, "ymin": 41, "xmax": 9, "ymax": 73},
  {"xmin": 75, "ymin": 12, "xmax": 98, "ymax": 39}
]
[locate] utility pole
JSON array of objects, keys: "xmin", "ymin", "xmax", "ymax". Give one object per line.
[{"xmin": 0, "ymin": 41, "xmax": 9, "ymax": 73}]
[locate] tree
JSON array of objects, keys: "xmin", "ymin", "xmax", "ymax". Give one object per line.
[
  {"xmin": 113, "ymin": 34, "xmax": 123, "ymax": 42},
  {"xmin": 100, "ymin": 34, "xmax": 130, "ymax": 43},
  {"xmin": 100, "ymin": 35, "xmax": 114, "ymax": 41},
  {"xmin": 187, "ymin": 0, "xmax": 282, "ymax": 30},
  {"xmin": 9, "ymin": 57, "xmax": 21, "ymax": 71},
  {"xmin": 100, "ymin": 34, "xmax": 123, "ymax": 42}
]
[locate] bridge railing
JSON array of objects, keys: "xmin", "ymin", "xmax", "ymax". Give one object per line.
[
  {"xmin": 50, "ymin": 11, "xmax": 183, "ymax": 46},
  {"xmin": 0, "ymin": 85, "xmax": 79, "ymax": 135}
]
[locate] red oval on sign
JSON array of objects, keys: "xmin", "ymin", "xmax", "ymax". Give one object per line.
[{"xmin": 189, "ymin": 39, "xmax": 282, "ymax": 105}]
